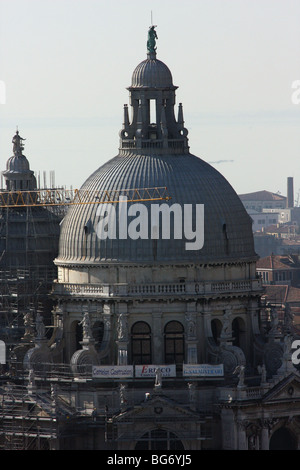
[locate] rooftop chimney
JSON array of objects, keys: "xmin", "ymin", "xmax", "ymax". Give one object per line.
[{"xmin": 287, "ymin": 177, "xmax": 294, "ymax": 208}]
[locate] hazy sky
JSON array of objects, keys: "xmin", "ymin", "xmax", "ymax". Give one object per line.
[{"xmin": 1, "ymin": 0, "xmax": 300, "ymax": 200}]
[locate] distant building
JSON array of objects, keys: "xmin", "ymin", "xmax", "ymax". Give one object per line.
[
  {"xmin": 280, "ymin": 238, "xmax": 300, "ymax": 255},
  {"xmin": 260, "ymin": 284, "xmax": 300, "ymax": 334},
  {"xmin": 276, "ymin": 207, "xmax": 300, "ymax": 226},
  {"xmin": 253, "ymin": 232, "xmax": 281, "ymax": 258},
  {"xmin": 256, "ymin": 254, "xmax": 300, "ymax": 286},
  {"xmin": 240, "ymin": 179, "xmax": 300, "ymax": 237},
  {"xmin": 239, "ymin": 190, "xmax": 286, "ymax": 213},
  {"xmin": 264, "ymin": 224, "xmax": 298, "ymax": 239},
  {"xmin": 257, "ymin": 254, "xmax": 300, "ymax": 333},
  {"xmin": 247, "ymin": 209, "xmax": 279, "ymax": 232}
]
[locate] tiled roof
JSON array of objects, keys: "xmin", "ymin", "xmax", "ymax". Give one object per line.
[
  {"xmin": 262, "ymin": 284, "xmax": 300, "ymax": 303},
  {"xmin": 239, "ymin": 190, "xmax": 286, "ymax": 202},
  {"xmin": 286, "ymin": 286, "xmax": 300, "ymax": 302},
  {"xmin": 262, "ymin": 285, "xmax": 289, "ymax": 302},
  {"xmin": 257, "ymin": 254, "xmax": 300, "ymax": 270},
  {"xmin": 265, "ymin": 225, "xmax": 290, "ymax": 234}
]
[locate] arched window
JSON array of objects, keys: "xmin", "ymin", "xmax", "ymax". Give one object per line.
[
  {"xmin": 232, "ymin": 317, "xmax": 246, "ymax": 350},
  {"xmin": 164, "ymin": 321, "xmax": 184, "ymax": 364},
  {"xmin": 69, "ymin": 320, "xmax": 83, "ymax": 359},
  {"xmin": 131, "ymin": 322, "xmax": 151, "ymax": 364},
  {"xmin": 75, "ymin": 321, "xmax": 83, "ymax": 349},
  {"xmin": 269, "ymin": 427, "xmax": 297, "ymax": 450},
  {"xmin": 92, "ymin": 321, "xmax": 104, "ymax": 352},
  {"xmin": 211, "ymin": 319, "xmax": 222, "ymax": 344}
]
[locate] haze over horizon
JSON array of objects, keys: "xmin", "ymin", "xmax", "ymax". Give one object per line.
[{"xmin": 1, "ymin": 0, "xmax": 299, "ymax": 200}]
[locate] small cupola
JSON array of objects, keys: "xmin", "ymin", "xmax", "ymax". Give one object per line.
[
  {"xmin": 2, "ymin": 130, "xmax": 37, "ymax": 191},
  {"xmin": 119, "ymin": 26, "xmax": 189, "ymax": 155}
]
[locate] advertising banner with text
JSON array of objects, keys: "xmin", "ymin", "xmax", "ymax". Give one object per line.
[
  {"xmin": 183, "ymin": 364, "xmax": 224, "ymax": 377},
  {"xmin": 92, "ymin": 365, "xmax": 134, "ymax": 378},
  {"xmin": 135, "ymin": 364, "xmax": 176, "ymax": 378}
]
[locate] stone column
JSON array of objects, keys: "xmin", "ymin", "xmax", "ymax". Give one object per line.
[
  {"xmin": 261, "ymin": 426, "xmax": 269, "ymax": 450},
  {"xmin": 220, "ymin": 408, "xmax": 236, "ymax": 449},
  {"xmin": 152, "ymin": 309, "xmax": 163, "ymax": 364},
  {"xmin": 236, "ymin": 419, "xmax": 248, "ymax": 450},
  {"xmin": 259, "ymin": 418, "xmax": 273, "ymax": 450}
]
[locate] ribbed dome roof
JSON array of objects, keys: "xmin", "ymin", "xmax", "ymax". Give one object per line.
[
  {"xmin": 57, "ymin": 152, "xmax": 256, "ymax": 265},
  {"xmin": 6, "ymin": 155, "xmax": 30, "ymax": 173},
  {"xmin": 131, "ymin": 57, "xmax": 174, "ymax": 88},
  {"xmin": 57, "ymin": 45, "xmax": 256, "ymax": 266}
]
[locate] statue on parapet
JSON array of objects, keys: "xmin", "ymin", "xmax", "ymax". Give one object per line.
[
  {"xmin": 154, "ymin": 367, "xmax": 162, "ymax": 388},
  {"xmin": 35, "ymin": 312, "xmax": 46, "ymax": 340},
  {"xmin": 79, "ymin": 311, "xmax": 92, "ymax": 340}
]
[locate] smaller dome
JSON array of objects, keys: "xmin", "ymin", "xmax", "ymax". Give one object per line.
[
  {"xmin": 131, "ymin": 56, "xmax": 175, "ymax": 89},
  {"xmin": 6, "ymin": 155, "xmax": 30, "ymax": 173}
]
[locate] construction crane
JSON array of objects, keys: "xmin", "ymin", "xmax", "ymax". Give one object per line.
[{"xmin": 0, "ymin": 187, "xmax": 171, "ymax": 208}]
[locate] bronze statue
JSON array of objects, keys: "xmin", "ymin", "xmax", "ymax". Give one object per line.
[
  {"xmin": 12, "ymin": 130, "xmax": 25, "ymax": 156},
  {"xmin": 147, "ymin": 26, "xmax": 158, "ymax": 53}
]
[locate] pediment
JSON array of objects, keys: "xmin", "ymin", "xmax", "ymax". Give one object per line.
[
  {"xmin": 262, "ymin": 373, "xmax": 300, "ymax": 403},
  {"xmin": 113, "ymin": 392, "xmax": 199, "ymax": 422}
]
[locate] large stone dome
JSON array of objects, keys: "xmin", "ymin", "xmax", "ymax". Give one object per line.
[
  {"xmin": 57, "ymin": 152, "xmax": 256, "ymax": 265},
  {"xmin": 56, "ymin": 43, "xmax": 256, "ymax": 267}
]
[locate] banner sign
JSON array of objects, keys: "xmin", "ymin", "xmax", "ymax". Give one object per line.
[
  {"xmin": 0, "ymin": 341, "xmax": 5, "ymax": 364},
  {"xmin": 92, "ymin": 365, "xmax": 133, "ymax": 378},
  {"xmin": 183, "ymin": 363, "xmax": 224, "ymax": 377},
  {"xmin": 135, "ymin": 364, "xmax": 176, "ymax": 378},
  {"xmin": 92, "ymin": 364, "xmax": 222, "ymax": 378}
]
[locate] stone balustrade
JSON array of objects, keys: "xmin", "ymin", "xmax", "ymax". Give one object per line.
[
  {"xmin": 52, "ymin": 278, "xmax": 262, "ymax": 298},
  {"xmin": 219, "ymin": 385, "xmax": 266, "ymax": 402}
]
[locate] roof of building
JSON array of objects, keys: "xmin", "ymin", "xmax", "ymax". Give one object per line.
[
  {"xmin": 56, "ymin": 38, "xmax": 256, "ymax": 265},
  {"xmin": 5, "ymin": 154, "xmax": 31, "ymax": 173},
  {"xmin": 239, "ymin": 190, "xmax": 286, "ymax": 202},
  {"xmin": 262, "ymin": 284, "xmax": 300, "ymax": 304},
  {"xmin": 57, "ymin": 152, "xmax": 256, "ymax": 264},
  {"xmin": 257, "ymin": 254, "xmax": 300, "ymax": 270},
  {"xmin": 265, "ymin": 224, "xmax": 291, "ymax": 234},
  {"xmin": 130, "ymin": 56, "xmax": 175, "ymax": 89}
]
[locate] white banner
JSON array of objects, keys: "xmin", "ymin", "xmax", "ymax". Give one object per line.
[
  {"xmin": 183, "ymin": 364, "xmax": 224, "ymax": 377},
  {"xmin": 135, "ymin": 364, "xmax": 176, "ymax": 378},
  {"xmin": 0, "ymin": 341, "xmax": 5, "ymax": 364},
  {"xmin": 92, "ymin": 365, "xmax": 133, "ymax": 378}
]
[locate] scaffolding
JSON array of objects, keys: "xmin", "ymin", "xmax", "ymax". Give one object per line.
[
  {"xmin": 0, "ymin": 199, "xmax": 61, "ymax": 349},
  {"xmin": 0, "ymin": 371, "xmax": 216, "ymax": 450},
  {"xmin": 0, "ymin": 185, "xmax": 171, "ymax": 347},
  {"xmin": 0, "ymin": 384, "xmax": 58, "ymax": 450},
  {"xmin": 0, "ymin": 268, "xmax": 56, "ymax": 340}
]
